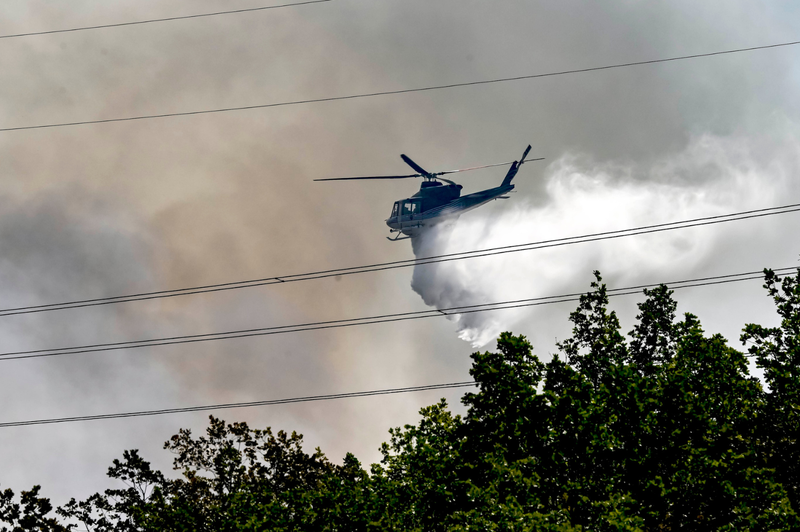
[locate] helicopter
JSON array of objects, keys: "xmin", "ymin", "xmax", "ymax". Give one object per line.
[{"xmin": 315, "ymin": 145, "xmax": 543, "ymax": 240}]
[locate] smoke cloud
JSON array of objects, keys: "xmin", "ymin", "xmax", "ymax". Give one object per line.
[{"xmin": 410, "ymin": 133, "xmax": 799, "ymax": 346}]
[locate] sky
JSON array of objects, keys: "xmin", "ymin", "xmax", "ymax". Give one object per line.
[{"xmin": 0, "ymin": 0, "xmax": 799, "ymax": 505}]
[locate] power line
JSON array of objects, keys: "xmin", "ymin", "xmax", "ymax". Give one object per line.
[
  {"xmin": 1, "ymin": 266, "xmax": 794, "ymax": 363},
  {"xmin": 0, "ymin": 381, "xmax": 476, "ymax": 428},
  {"xmin": 0, "ymin": 0, "xmax": 332, "ymax": 40},
  {"xmin": 3, "ymin": 268, "xmax": 795, "ymax": 430},
  {"xmin": 1, "ymin": 39, "xmax": 799, "ymax": 133},
  {"xmin": 2, "ymin": 203, "xmax": 798, "ymax": 318}
]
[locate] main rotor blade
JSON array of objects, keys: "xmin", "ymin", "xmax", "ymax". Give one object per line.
[
  {"xmin": 314, "ymin": 153, "xmax": 545, "ymax": 182},
  {"xmin": 437, "ymin": 160, "xmax": 518, "ymax": 175},
  {"xmin": 314, "ymin": 174, "xmax": 421, "ymax": 181},
  {"xmin": 434, "ymin": 152, "xmax": 543, "ymax": 175},
  {"xmin": 400, "ymin": 154, "xmax": 432, "ymax": 176}
]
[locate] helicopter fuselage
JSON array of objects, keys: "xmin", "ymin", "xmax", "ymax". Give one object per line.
[{"xmin": 385, "ymin": 180, "xmax": 514, "ymax": 237}]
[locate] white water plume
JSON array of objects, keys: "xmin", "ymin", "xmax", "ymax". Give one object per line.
[{"xmin": 410, "ymin": 134, "xmax": 799, "ymax": 347}]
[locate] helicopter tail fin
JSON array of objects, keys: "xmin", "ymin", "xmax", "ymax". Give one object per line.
[
  {"xmin": 501, "ymin": 162, "xmax": 520, "ymax": 187},
  {"xmin": 501, "ymin": 145, "xmax": 531, "ymax": 186}
]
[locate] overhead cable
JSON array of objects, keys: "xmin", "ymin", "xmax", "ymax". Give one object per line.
[
  {"xmin": 0, "ymin": 381, "xmax": 476, "ymax": 428},
  {"xmin": 1, "ymin": 40, "xmax": 798, "ymax": 132},
  {"xmin": 0, "ymin": 0, "xmax": 332, "ymax": 40},
  {"xmin": 1, "ymin": 266, "xmax": 795, "ymax": 363},
  {"xmin": 2, "ymin": 203, "xmax": 798, "ymax": 318}
]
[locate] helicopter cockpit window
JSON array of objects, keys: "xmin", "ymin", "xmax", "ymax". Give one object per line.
[
  {"xmin": 402, "ymin": 201, "xmax": 419, "ymax": 216},
  {"xmin": 391, "ymin": 202, "xmax": 399, "ymax": 217}
]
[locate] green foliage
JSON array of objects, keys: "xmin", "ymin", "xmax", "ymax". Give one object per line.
[
  {"xmin": 741, "ymin": 269, "xmax": 800, "ymax": 510},
  {"xmin": 0, "ymin": 485, "xmax": 67, "ymax": 532},
  {"xmin": 57, "ymin": 419, "xmax": 372, "ymax": 532},
  {"xmin": 3, "ymin": 269, "xmax": 800, "ymax": 531}
]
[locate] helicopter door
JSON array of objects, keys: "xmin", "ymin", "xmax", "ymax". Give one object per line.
[{"xmin": 401, "ymin": 199, "xmax": 421, "ymax": 220}]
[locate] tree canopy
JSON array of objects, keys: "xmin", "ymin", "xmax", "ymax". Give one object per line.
[{"xmin": 2, "ymin": 269, "xmax": 799, "ymax": 531}]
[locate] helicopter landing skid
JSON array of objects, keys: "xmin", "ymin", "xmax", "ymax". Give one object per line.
[{"xmin": 387, "ymin": 233, "xmax": 411, "ymax": 241}]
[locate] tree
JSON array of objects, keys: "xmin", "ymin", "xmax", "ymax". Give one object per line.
[
  {"xmin": 0, "ymin": 485, "xmax": 67, "ymax": 532},
  {"xmin": 742, "ymin": 269, "xmax": 800, "ymax": 509},
  {"xmin": 59, "ymin": 420, "xmax": 366, "ymax": 531}
]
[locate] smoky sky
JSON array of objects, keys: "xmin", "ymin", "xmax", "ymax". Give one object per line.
[{"xmin": 0, "ymin": 0, "xmax": 799, "ymax": 505}]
